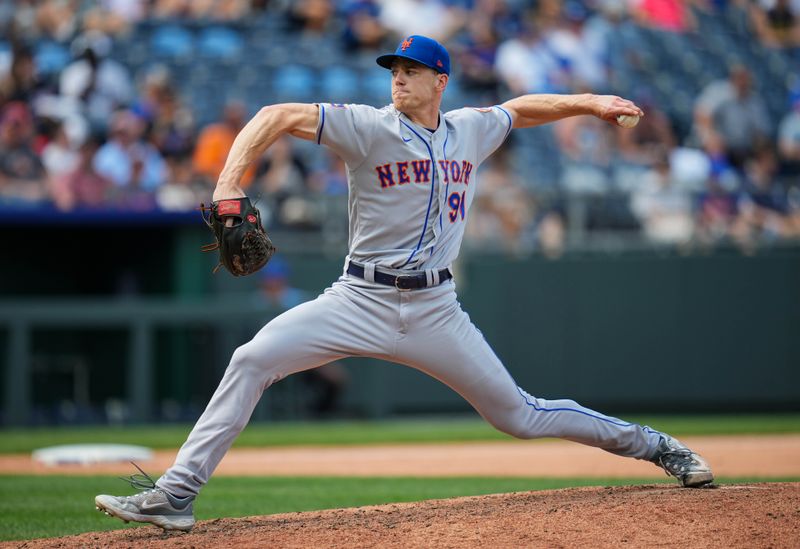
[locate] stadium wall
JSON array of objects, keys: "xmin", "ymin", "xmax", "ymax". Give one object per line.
[{"xmin": 1, "ymin": 227, "xmax": 798, "ymax": 424}]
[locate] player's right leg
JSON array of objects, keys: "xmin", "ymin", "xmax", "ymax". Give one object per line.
[{"xmin": 96, "ymin": 278, "xmax": 393, "ymax": 529}]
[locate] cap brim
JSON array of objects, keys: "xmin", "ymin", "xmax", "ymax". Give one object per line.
[{"xmin": 376, "ymin": 53, "xmax": 443, "ymax": 73}]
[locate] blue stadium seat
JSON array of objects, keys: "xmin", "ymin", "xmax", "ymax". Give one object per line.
[
  {"xmin": 319, "ymin": 65, "xmax": 359, "ymax": 102},
  {"xmin": 292, "ymin": 35, "xmax": 340, "ymax": 68},
  {"xmin": 34, "ymin": 42, "xmax": 70, "ymax": 75},
  {"xmin": 197, "ymin": 27, "xmax": 244, "ymax": 62},
  {"xmin": 272, "ymin": 64, "xmax": 316, "ymax": 101},
  {"xmin": 150, "ymin": 25, "xmax": 194, "ymax": 62},
  {"xmin": 361, "ymin": 67, "xmax": 389, "ymax": 103}
]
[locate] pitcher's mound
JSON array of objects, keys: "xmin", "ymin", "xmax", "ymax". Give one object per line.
[{"xmin": 12, "ymin": 483, "xmax": 800, "ymax": 548}]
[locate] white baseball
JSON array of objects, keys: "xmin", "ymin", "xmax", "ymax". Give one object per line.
[{"xmin": 616, "ymin": 114, "xmax": 640, "ymax": 128}]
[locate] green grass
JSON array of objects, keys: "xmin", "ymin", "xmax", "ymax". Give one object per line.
[
  {"xmin": 1, "ymin": 475, "xmax": 797, "ymax": 542},
  {"xmin": 0, "ymin": 414, "xmax": 798, "ymax": 454}
]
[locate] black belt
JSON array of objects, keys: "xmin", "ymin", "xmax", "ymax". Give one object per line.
[{"xmin": 347, "ymin": 263, "xmax": 452, "ymax": 291}]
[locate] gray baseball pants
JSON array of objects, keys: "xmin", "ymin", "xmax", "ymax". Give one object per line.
[{"xmin": 157, "ymin": 274, "xmax": 662, "ymax": 498}]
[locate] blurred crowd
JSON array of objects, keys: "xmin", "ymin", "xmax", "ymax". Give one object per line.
[{"xmin": 1, "ymin": 0, "xmax": 799, "ymax": 255}]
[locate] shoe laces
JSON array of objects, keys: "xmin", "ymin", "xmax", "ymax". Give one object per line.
[{"xmin": 119, "ymin": 461, "xmax": 158, "ymax": 491}]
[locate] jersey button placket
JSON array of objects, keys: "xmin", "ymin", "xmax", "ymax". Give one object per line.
[{"xmin": 431, "ymin": 136, "xmax": 446, "ymax": 241}]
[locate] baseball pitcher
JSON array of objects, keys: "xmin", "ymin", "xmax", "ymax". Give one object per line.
[{"xmin": 96, "ymin": 35, "xmax": 713, "ymax": 532}]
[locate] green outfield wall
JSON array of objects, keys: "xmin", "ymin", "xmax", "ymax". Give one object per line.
[{"xmin": 1, "ymin": 226, "xmax": 798, "ymax": 424}]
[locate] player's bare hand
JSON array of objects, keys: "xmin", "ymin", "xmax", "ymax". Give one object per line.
[
  {"xmin": 590, "ymin": 95, "xmax": 644, "ymax": 125},
  {"xmin": 212, "ymin": 183, "xmax": 246, "ymax": 203}
]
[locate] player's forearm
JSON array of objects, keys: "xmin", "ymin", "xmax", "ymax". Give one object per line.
[
  {"xmin": 215, "ymin": 104, "xmax": 318, "ymax": 193},
  {"xmin": 216, "ymin": 106, "xmax": 290, "ymax": 191},
  {"xmin": 502, "ymin": 94, "xmax": 597, "ymax": 129},
  {"xmin": 503, "ymin": 93, "xmax": 643, "ymax": 129}
]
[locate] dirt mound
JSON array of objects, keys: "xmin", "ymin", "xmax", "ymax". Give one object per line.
[{"xmin": 6, "ymin": 483, "xmax": 799, "ymax": 549}]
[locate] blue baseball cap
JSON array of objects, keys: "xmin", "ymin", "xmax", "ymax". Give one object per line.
[{"xmin": 376, "ymin": 35, "xmax": 450, "ymax": 75}]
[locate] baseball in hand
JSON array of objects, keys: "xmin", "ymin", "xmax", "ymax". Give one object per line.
[{"xmin": 616, "ymin": 114, "xmax": 640, "ymax": 128}]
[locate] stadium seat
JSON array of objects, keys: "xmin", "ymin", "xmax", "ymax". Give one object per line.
[
  {"xmin": 150, "ymin": 25, "xmax": 194, "ymax": 62},
  {"xmin": 272, "ymin": 64, "xmax": 316, "ymax": 101},
  {"xmin": 361, "ymin": 67, "xmax": 389, "ymax": 103},
  {"xmin": 34, "ymin": 42, "xmax": 71, "ymax": 75},
  {"xmin": 319, "ymin": 65, "xmax": 359, "ymax": 103},
  {"xmin": 197, "ymin": 27, "xmax": 245, "ymax": 62}
]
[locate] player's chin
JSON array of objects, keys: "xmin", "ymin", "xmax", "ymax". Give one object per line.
[{"xmin": 392, "ymin": 93, "xmax": 415, "ymax": 108}]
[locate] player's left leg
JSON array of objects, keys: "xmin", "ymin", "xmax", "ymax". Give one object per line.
[{"xmin": 392, "ymin": 280, "xmax": 713, "ymax": 487}]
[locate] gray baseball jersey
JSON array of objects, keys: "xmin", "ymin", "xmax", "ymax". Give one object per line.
[
  {"xmin": 316, "ymin": 103, "xmax": 511, "ymax": 270},
  {"xmin": 157, "ymin": 103, "xmax": 665, "ymax": 499}
]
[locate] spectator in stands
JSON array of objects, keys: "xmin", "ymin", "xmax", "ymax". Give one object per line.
[
  {"xmin": 536, "ymin": 208, "xmax": 567, "ymax": 259},
  {"xmin": 379, "ymin": 0, "xmax": 465, "ymax": 44},
  {"xmin": 616, "ymin": 91, "xmax": 677, "ymax": 167},
  {"xmin": 342, "ymin": 1, "xmax": 390, "ymax": 52},
  {"xmin": 778, "ymin": 89, "xmax": 800, "ymax": 174},
  {"xmin": 475, "ymin": 0, "xmax": 524, "ymax": 41},
  {"xmin": 0, "ymin": 45, "xmax": 44, "ymax": 105},
  {"xmin": 193, "ymin": 100, "xmax": 254, "ymax": 187},
  {"xmin": 156, "ymin": 155, "xmax": 205, "ymax": 211},
  {"xmin": 60, "ymin": 31, "xmax": 134, "ymax": 133},
  {"xmin": 693, "ymin": 65, "xmax": 771, "ymax": 169},
  {"xmin": 631, "ymin": 0, "xmax": 697, "ymax": 33},
  {"xmin": 583, "ymin": 0, "xmax": 629, "ymax": 70},
  {"xmin": 1, "ymin": 1, "xmax": 40, "ymax": 43},
  {"xmin": 732, "ymin": 145, "xmax": 800, "ymax": 248},
  {"xmin": 541, "ymin": 1, "xmax": 608, "ymax": 91},
  {"xmin": 309, "ymin": 150, "xmax": 348, "ymax": 196},
  {"xmin": 453, "ymin": 17, "xmax": 501, "ymax": 102},
  {"xmin": 630, "ymin": 148, "xmax": 695, "ymax": 244},
  {"xmin": 254, "ymin": 137, "xmax": 320, "ymax": 230},
  {"xmin": 0, "ymin": 101, "xmax": 46, "ymax": 201},
  {"xmin": 554, "ymin": 98, "xmax": 616, "ymax": 194},
  {"xmin": 82, "ymin": 0, "xmax": 146, "ymax": 35},
  {"xmin": 254, "ymin": 137, "xmax": 308, "ymax": 195},
  {"xmin": 132, "ymin": 67, "xmax": 196, "ymax": 159},
  {"xmin": 465, "ymin": 146, "xmax": 538, "ymax": 254},
  {"xmin": 614, "ymin": 91, "xmax": 679, "ymax": 193},
  {"xmin": 152, "ymin": 0, "xmax": 251, "ymax": 21},
  {"xmin": 139, "ymin": 70, "xmax": 199, "ymax": 212},
  {"xmin": 750, "ymin": 0, "xmax": 800, "ymax": 48},
  {"xmin": 695, "ymin": 177, "xmax": 739, "ymax": 247},
  {"xmin": 34, "ymin": 0, "xmax": 81, "ymax": 42},
  {"xmin": 93, "ymin": 109, "xmax": 167, "ymax": 196},
  {"xmin": 288, "ymin": 0, "xmax": 335, "ymax": 36},
  {"xmin": 41, "ymin": 121, "xmax": 79, "ymax": 179},
  {"xmin": 50, "ymin": 135, "xmax": 112, "ymax": 210},
  {"xmin": 495, "ymin": 18, "xmax": 566, "ymax": 95}
]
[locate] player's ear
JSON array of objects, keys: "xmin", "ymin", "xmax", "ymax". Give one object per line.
[{"xmin": 435, "ymin": 73, "xmax": 448, "ymax": 92}]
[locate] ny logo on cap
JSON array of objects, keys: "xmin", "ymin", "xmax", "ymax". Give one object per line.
[{"xmin": 401, "ymin": 37, "xmax": 414, "ymax": 51}]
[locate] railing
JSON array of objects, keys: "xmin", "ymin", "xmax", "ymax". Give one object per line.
[{"xmin": 0, "ymin": 298, "xmax": 283, "ymax": 425}]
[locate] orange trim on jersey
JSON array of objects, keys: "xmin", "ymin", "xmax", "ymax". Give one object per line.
[
  {"xmin": 396, "ymin": 161, "xmax": 411, "ymax": 184},
  {"xmin": 438, "ymin": 160, "xmax": 450, "ymax": 183},
  {"xmin": 461, "ymin": 161, "xmax": 473, "ymax": 185},
  {"xmin": 376, "ymin": 163, "xmax": 396, "ymax": 188},
  {"xmin": 411, "ymin": 159, "xmax": 431, "ymax": 183}
]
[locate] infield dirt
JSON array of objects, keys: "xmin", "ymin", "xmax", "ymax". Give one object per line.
[
  {"xmin": 2, "ymin": 436, "xmax": 798, "ymax": 547},
  {"xmin": 3, "ymin": 483, "xmax": 798, "ymax": 548}
]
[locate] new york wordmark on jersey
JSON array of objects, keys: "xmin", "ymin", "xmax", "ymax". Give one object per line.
[{"xmin": 374, "ymin": 159, "xmax": 473, "ymax": 188}]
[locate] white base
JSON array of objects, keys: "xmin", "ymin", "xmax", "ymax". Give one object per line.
[{"xmin": 32, "ymin": 443, "xmax": 153, "ymax": 466}]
